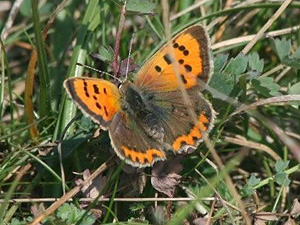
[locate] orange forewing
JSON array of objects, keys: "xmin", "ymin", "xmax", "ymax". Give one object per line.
[
  {"xmin": 134, "ymin": 25, "xmax": 211, "ymax": 91},
  {"xmin": 64, "ymin": 77, "xmax": 121, "ymax": 127}
]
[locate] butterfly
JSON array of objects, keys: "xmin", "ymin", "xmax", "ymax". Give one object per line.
[{"xmin": 64, "ymin": 25, "xmax": 215, "ymax": 167}]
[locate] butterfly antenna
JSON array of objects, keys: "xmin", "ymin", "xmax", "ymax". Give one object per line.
[
  {"xmin": 76, "ymin": 63, "xmax": 123, "ymax": 83},
  {"xmin": 125, "ymin": 32, "xmax": 136, "ymax": 81}
]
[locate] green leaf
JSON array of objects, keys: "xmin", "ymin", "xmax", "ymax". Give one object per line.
[
  {"xmin": 56, "ymin": 203, "xmax": 95, "ymax": 225},
  {"xmin": 10, "ymin": 218, "xmax": 27, "ymax": 225},
  {"xmin": 275, "ymin": 172, "xmax": 290, "ymax": 186},
  {"xmin": 241, "ymin": 184, "xmax": 254, "ymax": 196},
  {"xmin": 57, "ymin": 203, "xmax": 74, "ymax": 221},
  {"xmin": 282, "ymin": 57, "xmax": 300, "ymax": 69},
  {"xmin": 126, "ymin": 0, "xmax": 156, "ymax": 14},
  {"xmin": 213, "ymin": 54, "xmax": 228, "ymax": 73},
  {"xmin": 273, "ymin": 38, "xmax": 291, "ymax": 61},
  {"xmin": 275, "ymin": 160, "xmax": 289, "ymax": 173},
  {"xmin": 20, "ymin": 0, "xmax": 32, "ymax": 16},
  {"xmin": 248, "ymin": 174, "xmax": 261, "ymax": 186},
  {"xmin": 223, "ymin": 54, "xmax": 248, "ymax": 77},
  {"xmin": 98, "ymin": 45, "xmax": 114, "ymax": 62},
  {"xmin": 288, "ymin": 82, "xmax": 300, "ymax": 95},
  {"xmin": 251, "ymin": 77, "xmax": 281, "ymax": 97},
  {"xmin": 209, "ymin": 72, "xmax": 235, "ymax": 98},
  {"xmin": 293, "ymin": 47, "xmax": 300, "ymax": 58},
  {"xmin": 248, "ymin": 52, "xmax": 264, "ymax": 73}
]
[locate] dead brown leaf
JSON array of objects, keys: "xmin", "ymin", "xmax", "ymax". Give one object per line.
[
  {"xmin": 193, "ymin": 217, "xmax": 209, "ymax": 225},
  {"xmin": 31, "ymin": 203, "xmax": 45, "ymax": 223},
  {"xmin": 284, "ymin": 217, "xmax": 297, "ymax": 225},
  {"xmin": 118, "ymin": 57, "xmax": 139, "ymax": 77},
  {"xmin": 290, "ymin": 198, "xmax": 300, "ymax": 218},
  {"xmin": 151, "ymin": 155, "xmax": 183, "ymax": 197},
  {"xmin": 75, "ymin": 169, "xmax": 106, "ymax": 199},
  {"xmin": 119, "ymin": 169, "xmax": 146, "ymax": 196}
]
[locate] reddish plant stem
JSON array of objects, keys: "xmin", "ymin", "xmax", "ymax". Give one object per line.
[{"xmin": 113, "ymin": 3, "xmax": 127, "ymax": 77}]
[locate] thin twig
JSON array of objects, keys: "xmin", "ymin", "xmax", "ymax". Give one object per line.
[
  {"xmin": 0, "ymin": 197, "xmax": 214, "ymax": 203},
  {"xmin": 29, "ymin": 159, "xmax": 113, "ymax": 225},
  {"xmin": 112, "ymin": 2, "xmax": 127, "ymax": 77}
]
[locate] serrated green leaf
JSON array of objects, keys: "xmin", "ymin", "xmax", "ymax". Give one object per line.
[
  {"xmin": 273, "ymin": 38, "xmax": 291, "ymax": 61},
  {"xmin": 56, "ymin": 203, "xmax": 95, "ymax": 224},
  {"xmin": 10, "ymin": 218, "xmax": 27, "ymax": 225},
  {"xmin": 241, "ymin": 184, "xmax": 254, "ymax": 196},
  {"xmin": 248, "ymin": 52, "xmax": 264, "ymax": 73},
  {"xmin": 57, "ymin": 203, "xmax": 73, "ymax": 220},
  {"xmin": 126, "ymin": 0, "xmax": 156, "ymax": 14},
  {"xmin": 98, "ymin": 46, "xmax": 114, "ymax": 62},
  {"xmin": 282, "ymin": 57, "xmax": 300, "ymax": 69},
  {"xmin": 77, "ymin": 211, "xmax": 96, "ymax": 225},
  {"xmin": 223, "ymin": 54, "xmax": 248, "ymax": 76},
  {"xmin": 251, "ymin": 77, "xmax": 281, "ymax": 97},
  {"xmin": 293, "ymin": 48, "xmax": 300, "ymax": 58},
  {"xmin": 288, "ymin": 82, "xmax": 300, "ymax": 95},
  {"xmin": 275, "ymin": 160, "xmax": 289, "ymax": 173},
  {"xmin": 275, "ymin": 172, "xmax": 290, "ymax": 186},
  {"xmin": 209, "ymin": 72, "xmax": 235, "ymax": 98},
  {"xmin": 248, "ymin": 174, "xmax": 261, "ymax": 186},
  {"xmin": 213, "ymin": 54, "xmax": 228, "ymax": 73}
]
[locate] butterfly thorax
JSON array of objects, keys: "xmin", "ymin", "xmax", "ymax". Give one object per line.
[{"xmin": 120, "ymin": 82, "xmax": 164, "ymax": 141}]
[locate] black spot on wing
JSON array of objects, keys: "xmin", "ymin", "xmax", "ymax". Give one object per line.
[
  {"xmin": 179, "ymin": 45, "xmax": 185, "ymax": 51},
  {"xmin": 183, "ymin": 50, "xmax": 189, "ymax": 56},
  {"xmin": 181, "ymin": 74, "xmax": 187, "ymax": 84},
  {"xmin": 96, "ymin": 102, "xmax": 102, "ymax": 110},
  {"xmin": 184, "ymin": 64, "xmax": 192, "ymax": 72},
  {"xmin": 93, "ymin": 84, "xmax": 100, "ymax": 94},
  {"xmin": 163, "ymin": 54, "xmax": 173, "ymax": 65},
  {"xmin": 155, "ymin": 65, "xmax": 162, "ymax": 72},
  {"xmin": 104, "ymin": 106, "xmax": 109, "ymax": 116}
]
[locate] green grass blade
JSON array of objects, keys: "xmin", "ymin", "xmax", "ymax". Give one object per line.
[
  {"xmin": 53, "ymin": 0, "xmax": 101, "ymax": 139},
  {"xmin": 31, "ymin": 0, "xmax": 52, "ymax": 120}
]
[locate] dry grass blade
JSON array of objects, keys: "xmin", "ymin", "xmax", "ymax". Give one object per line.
[
  {"xmin": 0, "ymin": 0, "xmax": 23, "ymax": 41},
  {"xmin": 224, "ymin": 136, "xmax": 281, "ymax": 160},
  {"xmin": 170, "ymin": 0, "xmax": 210, "ymax": 21},
  {"xmin": 229, "ymin": 95, "xmax": 300, "ymax": 118},
  {"xmin": 250, "ymin": 111, "xmax": 300, "ymax": 162},
  {"xmin": 212, "ymin": 25, "xmax": 300, "ymax": 50},
  {"xmin": 241, "ymin": 0, "xmax": 293, "ymax": 54}
]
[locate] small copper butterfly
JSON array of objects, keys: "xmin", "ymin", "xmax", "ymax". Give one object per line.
[{"xmin": 64, "ymin": 25, "xmax": 215, "ymax": 167}]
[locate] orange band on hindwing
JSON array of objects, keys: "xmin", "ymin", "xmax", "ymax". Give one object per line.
[
  {"xmin": 172, "ymin": 112, "xmax": 210, "ymax": 151},
  {"xmin": 121, "ymin": 146, "xmax": 166, "ymax": 165}
]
